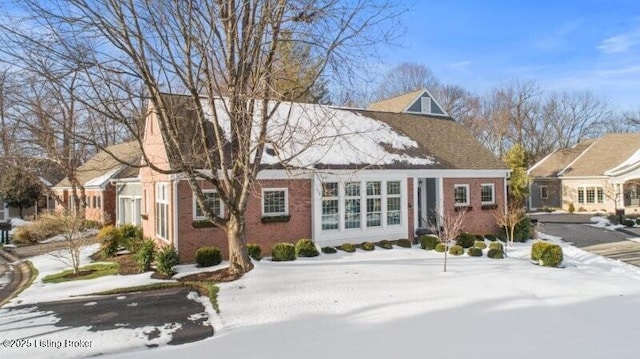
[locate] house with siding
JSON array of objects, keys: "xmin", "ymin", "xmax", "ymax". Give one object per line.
[
  {"xmin": 139, "ymin": 93, "xmax": 509, "ymax": 262},
  {"xmin": 528, "ymin": 133, "xmax": 640, "ymax": 213},
  {"xmin": 52, "ymin": 142, "xmax": 141, "ymax": 225}
]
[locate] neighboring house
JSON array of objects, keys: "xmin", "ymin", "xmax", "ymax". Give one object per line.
[
  {"xmin": 112, "ymin": 166, "xmax": 142, "ymax": 227},
  {"xmin": 52, "ymin": 142, "xmax": 141, "ymax": 225},
  {"xmin": 139, "ymin": 93, "xmax": 508, "ymax": 262},
  {"xmin": 528, "ymin": 133, "xmax": 640, "ymax": 213}
]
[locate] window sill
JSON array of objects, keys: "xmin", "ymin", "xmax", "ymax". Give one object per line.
[
  {"xmin": 481, "ymin": 204, "xmax": 498, "ymax": 210},
  {"xmin": 261, "ymin": 215, "xmax": 291, "ymax": 223},
  {"xmin": 454, "ymin": 206, "xmax": 472, "ymax": 212},
  {"xmin": 191, "ymin": 220, "xmax": 217, "ymax": 229}
]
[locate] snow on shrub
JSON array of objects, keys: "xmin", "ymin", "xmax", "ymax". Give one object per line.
[{"xmin": 295, "ymin": 239, "xmax": 319, "ymax": 257}]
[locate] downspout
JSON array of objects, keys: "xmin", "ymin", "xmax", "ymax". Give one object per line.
[
  {"xmin": 172, "ymin": 178, "xmax": 179, "ymax": 252},
  {"xmin": 504, "ymin": 171, "xmax": 510, "ymax": 213}
]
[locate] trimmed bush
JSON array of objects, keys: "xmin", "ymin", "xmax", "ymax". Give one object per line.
[
  {"xmin": 467, "ymin": 247, "xmax": 483, "ymax": 257},
  {"xmin": 98, "ymin": 225, "xmax": 122, "ymax": 258},
  {"xmin": 540, "ymin": 244, "xmax": 563, "ymax": 267},
  {"xmin": 377, "ymin": 240, "xmax": 393, "ymax": 249},
  {"xmin": 456, "ymin": 232, "xmax": 475, "ymax": 248},
  {"xmin": 474, "ymin": 234, "xmax": 484, "ymax": 241},
  {"xmin": 12, "ymin": 226, "xmax": 35, "ymax": 244},
  {"xmin": 636, "ymin": 219, "xmax": 640, "ymax": 226},
  {"xmin": 513, "ymin": 215, "xmax": 532, "ymax": 242},
  {"xmin": 361, "ymin": 242, "xmax": 375, "ymax": 251},
  {"xmin": 435, "ymin": 243, "xmax": 447, "ymax": 252},
  {"xmin": 420, "ymin": 235, "xmax": 439, "ymax": 250},
  {"xmin": 624, "ymin": 219, "xmax": 636, "ymax": 228},
  {"xmin": 340, "ymin": 243, "xmax": 356, "ymax": 253},
  {"xmin": 568, "ymin": 203, "xmax": 575, "ymax": 213},
  {"xmin": 272, "ymin": 243, "xmax": 296, "ymax": 261},
  {"xmin": 119, "ymin": 224, "xmax": 142, "ymax": 240},
  {"xmin": 195, "ymin": 246, "xmax": 222, "ymax": 267},
  {"xmin": 396, "ymin": 239, "xmax": 412, "ymax": 248},
  {"xmin": 247, "ymin": 243, "xmax": 262, "ymax": 261},
  {"xmin": 487, "ymin": 248, "xmax": 504, "ymax": 259},
  {"xmin": 485, "ymin": 234, "xmax": 497, "ymax": 241},
  {"xmin": 156, "ymin": 245, "xmax": 180, "ymax": 276},
  {"xmin": 135, "ymin": 239, "xmax": 156, "ymax": 272},
  {"xmin": 531, "ymin": 241, "xmax": 552, "ymax": 261},
  {"xmin": 295, "ymin": 239, "xmax": 320, "ymax": 257},
  {"xmin": 449, "ymin": 244, "xmax": 464, "ymax": 256},
  {"xmin": 322, "ymin": 246, "xmax": 337, "ymax": 254},
  {"xmin": 474, "ymin": 240, "xmax": 487, "ymax": 249},
  {"xmin": 489, "ymin": 242, "xmax": 503, "ymax": 251}
]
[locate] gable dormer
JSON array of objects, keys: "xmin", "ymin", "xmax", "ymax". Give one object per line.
[{"xmin": 404, "ymin": 90, "xmax": 447, "ymax": 116}]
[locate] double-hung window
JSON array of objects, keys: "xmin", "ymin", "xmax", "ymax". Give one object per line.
[
  {"xmin": 387, "ymin": 181, "xmax": 401, "ymax": 225},
  {"xmin": 540, "ymin": 186, "xmax": 548, "ymax": 199},
  {"xmin": 344, "ymin": 182, "xmax": 361, "ymax": 229},
  {"xmin": 322, "ymin": 183, "xmax": 339, "ymax": 230},
  {"xmin": 454, "ymin": 184, "xmax": 470, "ymax": 207},
  {"xmin": 156, "ymin": 183, "xmax": 169, "ymax": 239},
  {"xmin": 366, "ymin": 181, "xmax": 382, "ymax": 227},
  {"xmin": 193, "ymin": 190, "xmax": 222, "ymax": 220},
  {"xmin": 577, "ymin": 186, "xmax": 604, "ymax": 204},
  {"xmin": 262, "ymin": 189, "xmax": 288, "ymax": 216},
  {"xmin": 480, "ymin": 184, "xmax": 495, "ymax": 205}
]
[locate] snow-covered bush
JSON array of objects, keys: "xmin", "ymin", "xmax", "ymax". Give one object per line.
[
  {"xmin": 449, "ymin": 245, "xmax": 464, "ymax": 256},
  {"xmin": 360, "ymin": 241, "xmax": 375, "ymax": 251},
  {"xmin": 340, "ymin": 243, "xmax": 356, "ymax": 253},
  {"xmin": 396, "ymin": 239, "xmax": 412, "ymax": 248},
  {"xmin": 295, "ymin": 239, "xmax": 319, "ymax": 257},
  {"xmin": 272, "ymin": 243, "xmax": 296, "ymax": 261},
  {"xmin": 474, "ymin": 240, "xmax": 487, "ymax": 249},
  {"xmin": 434, "ymin": 243, "xmax": 446, "ymax": 252}
]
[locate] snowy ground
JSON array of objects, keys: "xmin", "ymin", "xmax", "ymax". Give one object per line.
[{"xmin": 3, "ymin": 238, "xmax": 640, "ymax": 359}]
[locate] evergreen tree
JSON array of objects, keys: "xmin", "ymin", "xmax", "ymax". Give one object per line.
[
  {"xmin": 0, "ymin": 166, "xmax": 42, "ymax": 218},
  {"xmin": 503, "ymin": 143, "xmax": 529, "ymax": 205}
]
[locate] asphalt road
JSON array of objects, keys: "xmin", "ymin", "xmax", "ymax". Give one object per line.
[
  {"xmin": 538, "ymin": 222, "xmax": 631, "ymax": 248},
  {"xmin": 2, "ymin": 287, "xmax": 214, "ymax": 346}
]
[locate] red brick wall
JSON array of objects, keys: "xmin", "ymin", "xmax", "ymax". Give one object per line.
[
  {"xmin": 176, "ymin": 179, "xmax": 313, "ymax": 262},
  {"xmin": 52, "ymin": 188, "xmax": 114, "ymax": 225},
  {"xmin": 442, "ymin": 177, "xmax": 504, "ymax": 235}
]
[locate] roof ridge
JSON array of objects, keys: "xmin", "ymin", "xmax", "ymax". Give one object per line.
[{"xmin": 557, "ymin": 140, "xmax": 598, "ymax": 177}]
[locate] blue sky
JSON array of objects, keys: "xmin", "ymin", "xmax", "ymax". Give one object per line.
[{"xmin": 379, "ymin": 0, "xmax": 640, "ymax": 110}]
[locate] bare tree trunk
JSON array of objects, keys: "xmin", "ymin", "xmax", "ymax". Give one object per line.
[{"xmin": 226, "ymin": 212, "xmax": 253, "ymax": 274}]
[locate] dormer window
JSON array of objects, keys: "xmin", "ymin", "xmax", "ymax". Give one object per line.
[{"xmin": 421, "ymin": 97, "xmax": 431, "ymax": 114}]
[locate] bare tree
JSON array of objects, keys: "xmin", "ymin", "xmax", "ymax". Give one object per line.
[
  {"xmin": 34, "ymin": 211, "xmax": 89, "ymax": 274},
  {"xmin": 374, "ymin": 62, "xmax": 440, "ymax": 100},
  {"xmin": 1, "ymin": 0, "xmax": 402, "ymax": 275},
  {"xmin": 544, "ymin": 91, "xmax": 609, "ymax": 149},
  {"xmin": 493, "ymin": 201, "xmax": 526, "ymax": 250},
  {"xmin": 429, "ymin": 208, "xmax": 466, "ymax": 272}
]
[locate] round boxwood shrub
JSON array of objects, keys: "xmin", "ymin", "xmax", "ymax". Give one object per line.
[
  {"xmin": 156, "ymin": 245, "xmax": 180, "ymax": 276},
  {"xmin": 487, "ymin": 248, "xmax": 504, "ymax": 259},
  {"xmin": 456, "ymin": 232, "xmax": 475, "ymax": 249},
  {"xmin": 449, "ymin": 244, "xmax": 464, "ymax": 256},
  {"xmin": 474, "ymin": 240, "xmax": 487, "ymax": 249},
  {"xmin": 636, "ymin": 219, "xmax": 640, "ymax": 226},
  {"xmin": 272, "ymin": 243, "xmax": 296, "ymax": 261},
  {"xmin": 624, "ymin": 219, "xmax": 636, "ymax": 228},
  {"xmin": 377, "ymin": 240, "xmax": 393, "ymax": 249},
  {"xmin": 295, "ymin": 238, "xmax": 320, "ymax": 257},
  {"xmin": 195, "ymin": 246, "xmax": 222, "ymax": 267},
  {"xmin": 420, "ymin": 235, "xmax": 439, "ymax": 250},
  {"xmin": 396, "ymin": 239, "xmax": 412, "ymax": 248},
  {"xmin": 485, "ymin": 234, "xmax": 497, "ymax": 242},
  {"xmin": 340, "ymin": 243, "xmax": 356, "ymax": 253},
  {"xmin": 474, "ymin": 234, "xmax": 485, "ymax": 241},
  {"xmin": 435, "ymin": 243, "xmax": 447, "ymax": 252},
  {"xmin": 531, "ymin": 241, "xmax": 552, "ymax": 261},
  {"xmin": 489, "ymin": 242, "xmax": 503, "ymax": 251},
  {"xmin": 540, "ymin": 244, "xmax": 563, "ymax": 267},
  {"xmin": 322, "ymin": 246, "xmax": 338, "ymax": 254},
  {"xmin": 467, "ymin": 247, "xmax": 483, "ymax": 257},
  {"xmin": 361, "ymin": 241, "xmax": 375, "ymax": 251},
  {"xmin": 247, "ymin": 243, "xmax": 262, "ymax": 261}
]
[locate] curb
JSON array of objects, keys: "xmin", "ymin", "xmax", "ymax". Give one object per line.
[
  {"xmin": 616, "ymin": 227, "xmax": 640, "ymax": 238},
  {"xmin": 0, "ymin": 249, "xmax": 33, "ymax": 308}
]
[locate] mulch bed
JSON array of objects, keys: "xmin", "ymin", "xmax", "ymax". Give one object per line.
[
  {"xmin": 91, "ymin": 251, "xmax": 140, "ymax": 275},
  {"xmin": 178, "ymin": 267, "xmax": 246, "ymax": 283}
]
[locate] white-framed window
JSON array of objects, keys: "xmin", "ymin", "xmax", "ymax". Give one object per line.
[
  {"xmin": 344, "ymin": 182, "xmax": 361, "ymax": 229},
  {"xmin": 366, "ymin": 181, "xmax": 382, "ymax": 227},
  {"xmin": 387, "ymin": 181, "xmax": 401, "ymax": 225},
  {"xmin": 156, "ymin": 183, "xmax": 169, "ymax": 239},
  {"xmin": 421, "ymin": 96, "xmax": 432, "ymax": 114},
  {"xmin": 480, "ymin": 183, "xmax": 495, "ymax": 205},
  {"xmin": 321, "ymin": 179, "xmax": 403, "ymax": 232},
  {"xmin": 96, "ymin": 196, "xmax": 101, "ymax": 209},
  {"xmin": 454, "ymin": 184, "xmax": 469, "ymax": 206},
  {"xmin": 193, "ymin": 190, "xmax": 223, "ymax": 220},
  {"xmin": 322, "ymin": 182, "xmax": 339, "ymax": 230},
  {"xmin": 143, "ymin": 189, "xmax": 147, "ymax": 213},
  {"xmin": 540, "ymin": 186, "xmax": 548, "ymax": 199},
  {"xmin": 577, "ymin": 186, "xmax": 604, "ymax": 204},
  {"xmin": 262, "ymin": 188, "xmax": 288, "ymax": 216}
]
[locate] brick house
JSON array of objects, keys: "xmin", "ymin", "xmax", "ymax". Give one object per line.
[
  {"xmin": 138, "ymin": 93, "xmax": 509, "ymax": 262},
  {"xmin": 52, "ymin": 142, "xmax": 141, "ymax": 225},
  {"xmin": 528, "ymin": 133, "xmax": 640, "ymax": 214}
]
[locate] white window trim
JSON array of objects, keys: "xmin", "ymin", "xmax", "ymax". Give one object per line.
[
  {"xmin": 344, "ymin": 182, "xmax": 362, "ymax": 230},
  {"xmin": 193, "ymin": 189, "xmax": 224, "ymax": 220},
  {"xmin": 421, "ymin": 96, "xmax": 432, "ymax": 114},
  {"xmin": 577, "ymin": 186, "xmax": 604, "ymax": 204},
  {"xmin": 261, "ymin": 188, "xmax": 289, "ymax": 217},
  {"xmin": 480, "ymin": 183, "xmax": 495, "ymax": 205},
  {"xmin": 454, "ymin": 184, "xmax": 470, "ymax": 207},
  {"xmin": 540, "ymin": 185, "xmax": 548, "ymax": 199},
  {"xmin": 156, "ymin": 182, "xmax": 169, "ymax": 240}
]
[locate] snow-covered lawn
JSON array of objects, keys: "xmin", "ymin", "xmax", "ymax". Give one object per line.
[{"xmin": 4, "ymin": 238, "xmax": 640, "ymax": 359}]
